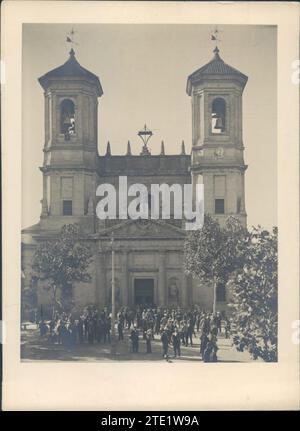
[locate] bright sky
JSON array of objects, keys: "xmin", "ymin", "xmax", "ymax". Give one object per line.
[{"xmin": 22, "ymin": 24, "xmax": 277, "ymax": 230}]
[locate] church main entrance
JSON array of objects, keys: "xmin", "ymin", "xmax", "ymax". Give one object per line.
[{"xmin": 134, "ymin": 278, "xmax": 154, "ymax": 306}]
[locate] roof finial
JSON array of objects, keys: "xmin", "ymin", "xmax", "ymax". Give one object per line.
[
  {"xmin": 210, "ymin": 27, "xmax": 221, "ymax": 59},
  {"xmin": 126, "ymin": 140, "xmax": 132, "ymax": 156},
  {"xmin": 160, "ymin": 140, "xmax": 165, "ymax": 155},
  {"xmin": 106, "ymin": 141, "xmax": 111, "ymax": 156},
  {"xmin": 213, "ymin": 45, "xmax": 220, "ymax": 59}
]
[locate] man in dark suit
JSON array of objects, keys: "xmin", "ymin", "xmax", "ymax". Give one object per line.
[
  {"xmin": 172, "ymin": 330, "xmax": 181, "ymax": 358},
  {"xmin": 130, "ymin": 326, "xmax": 139, "ymax": 353},
  {"xmin": 118, "ymin": 320, "xmax": 124, "ymax": 341},
  {"xmin": 161, "ymin": 329, "xmax": 169, "ymax": 359}
]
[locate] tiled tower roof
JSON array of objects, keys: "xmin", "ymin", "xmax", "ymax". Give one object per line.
[
  {"xmin": 186, "ymin": 47, "xmax": 248, "ymax": 95},
  {"xmin": 38, "ymin": 48, "xmax": 103, "ymax": 96}
]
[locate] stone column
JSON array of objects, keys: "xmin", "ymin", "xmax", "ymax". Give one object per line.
[
  {"xmin": 96, "ymin": 242, "xmax": 107, "ymax": 307},
  {"xmin": 44, "ymin": 94, "xmax": 49, "ymax": 146},
  {"xmin": 41, "ymin": 174, "xmax": 48, "ymax": 216},
  {"xmin": 77, "ymin": 93, "xmax": 83, "ymax": 141},
  {"xmin": 158, "ymin": 251, "xmax": 166, "ymax": 306},
  {"xmin": 48, "ymin": 94, "xmax": 53, "ymax": 145},
  {"xmin": 52, "ymin": 94, "xmax": 57, "ymax": 140},
  {"xmin": 241, "ymin": 171, "xmax": 246, "ymax": 213},
  {"xmin": 181, "ymin": 273, "xmax": 189, "ymax": 308}
]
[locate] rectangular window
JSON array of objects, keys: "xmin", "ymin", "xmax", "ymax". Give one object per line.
[
  {"xmin": 63, "ymin": 200, "xmax": 73, "ymax": 216},
  {"xmin": 215, "ymin": 199, "xmax": 225, "ymax": 214}
]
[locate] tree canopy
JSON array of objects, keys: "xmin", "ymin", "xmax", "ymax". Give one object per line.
[
  {"xmin": 228, "ymin": 226, "xmax": 278, "ymax": 361},
  {"xmin": 184, "ymin": 215, "xmax": 278, "ymax": 361},
  {"xmin": 32, "ymin": 224, "xmax": 93, "ymax": 312},
  {"xmin": 184, "ymin": 215, "xmax": 247, "ymax": 311}
]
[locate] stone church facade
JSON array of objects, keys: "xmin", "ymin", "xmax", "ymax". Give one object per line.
[{"xmin": 22, "ymin": 46, "xmax": 248, "ymax": 313}]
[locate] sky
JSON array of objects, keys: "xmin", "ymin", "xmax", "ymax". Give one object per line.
[{"xmin": 22, "ymin": 24, "xmax": 277, "ymax": 230}]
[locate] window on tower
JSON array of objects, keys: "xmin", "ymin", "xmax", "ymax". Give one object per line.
[
  {"xmin": 60, "ymin": 99, "xmax": 75, "ymax": 140},
  {"xmin": 211, "ymin": 98, "xmax": 226, "ymax": 134},
  {"xmin": 215, "ymin": 198, "xmax": 225, "ymax": 214}
]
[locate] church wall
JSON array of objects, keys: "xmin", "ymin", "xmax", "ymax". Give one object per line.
[
  {"xmin": 50, "ymin": 149, "xmax": 84, "ymax": 165},
  {"xmin": 192, "ymin": 278, "xmax": 233, "ymax": 315},
  {"xmin": 72, "ymin": 173, "xmax": 84, "ymax": 215},
  {"xmin": 203, "ymin": 172, "xmax": 214, "ymax": 214},
  {"xmin": 97, "ymin": 173, "xmax": 191, "ymax": 222},
  {"xmin": 226, "ymin": 171, "xmax": 237, "ymax": 214},
  {"xmin": 92, "ymin": 236, "xmax": 187, "ymax": 309},
  {"xmin": 84, "ymin": 173, "xmax": 96, "ymax": 214},
  {"xmin": 50, "ymin": 174, "xmax": 60, "ymax": 215}
]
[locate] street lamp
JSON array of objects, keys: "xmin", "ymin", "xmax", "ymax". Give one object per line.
[{"xmin": 110, "ymin": 233, "xmax": 117, "ymax": 356}]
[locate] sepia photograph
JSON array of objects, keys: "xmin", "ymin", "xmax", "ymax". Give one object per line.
[{"xmin": 1, "ymin": 1, "xmax": 299, "ymax": 412}]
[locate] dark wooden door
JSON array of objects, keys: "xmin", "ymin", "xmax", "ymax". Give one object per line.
[{"xmin": 134, "ymin": 279, "xmax": 154, "ymax": 306}]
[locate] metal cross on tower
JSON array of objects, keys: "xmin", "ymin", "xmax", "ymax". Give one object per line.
[{"xmin": 138, "ymin": 124, "xmax": 153, "ymax": 156}]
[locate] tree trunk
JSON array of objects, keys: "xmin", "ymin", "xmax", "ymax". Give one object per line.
[{"xmin": 52, "ymin": 285, "xmax": 57, "ymax": 319}]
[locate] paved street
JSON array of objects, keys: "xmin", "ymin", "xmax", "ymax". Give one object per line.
[{"xmin": 21, "ymin": 325, "xmax": 256, "ymax": 362}]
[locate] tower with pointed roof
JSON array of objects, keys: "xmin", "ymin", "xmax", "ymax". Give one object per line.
[
  {"xmin": 38, "ymin": 48, "xmax": 103, "ymax": 232},
  {"xmin": 187, "ymin": 46, "xmax": 248, "ymax": 226}
]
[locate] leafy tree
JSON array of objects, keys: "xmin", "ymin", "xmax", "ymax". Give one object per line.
[
  {"xmin": 32, "ymin": 224, "xmax": 93, "ymax": 314},
  {"xmin": 21, "ymin": 273, "xmax": 38, "ymax": 321},
  {"xmin": 185, "ymin": 214, "xmax": 278, "ymax": 362},
  {"xmin": 184, "ymin": 214, "xmax": 247, "ymax": 312},
  {"xmin": 228, "ymin": 226, "xmax": 278, "ymax": 362}
]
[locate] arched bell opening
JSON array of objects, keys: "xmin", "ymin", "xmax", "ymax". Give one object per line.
[
  {"xmin": 60, "ymin": 99, "xmax": 76, "ymax": 140},
  {"xmin": 211, "ymin": 98, "xmax": 226, "ymax": 134}
]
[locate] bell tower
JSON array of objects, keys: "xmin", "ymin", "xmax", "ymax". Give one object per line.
[
  {"xmin": 187, "ymin": 46, "xmax": 248, "ymax": 227},
  {"xmin": 38, "ymin": 48, "xmax": 103, "ymax": 232}
]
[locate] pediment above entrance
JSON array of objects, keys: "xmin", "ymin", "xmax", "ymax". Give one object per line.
[{"xmin": 97, "ymin": 219, "xmax": 186, "ymax": 239}]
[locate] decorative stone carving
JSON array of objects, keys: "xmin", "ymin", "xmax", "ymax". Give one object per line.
[
  {"xmin": 102, "ymin": 219, "xmax": 185, "ymax": 239},
  {"xmin": 168, "ymin": 277, "xmax": 179, "ymax": 306}
]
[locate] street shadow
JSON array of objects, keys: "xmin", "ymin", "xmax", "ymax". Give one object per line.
[{"xmin": 21, "ymin": 328, "xmax": 249, "ymax": 363}]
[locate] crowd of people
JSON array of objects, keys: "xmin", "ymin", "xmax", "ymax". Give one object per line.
[
  {"xmin": 126, "ymin": 308, "xmax": 229, "ymax": 362},
  {"xmin": 39, "ymin": 306, "xmax": 112, "ymax": 348},
  {"xmin": 37, "ymin": 305, "xmax": 231, "ymax": 362}
]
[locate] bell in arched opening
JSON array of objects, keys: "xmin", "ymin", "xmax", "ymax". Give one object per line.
[
  {"xmin": 211, "ymin": 98, "xmax": 226, "ymax": 133},
  {"xmin": 60, "ymin": 99, "xmax": 75, "ymax": 139}
]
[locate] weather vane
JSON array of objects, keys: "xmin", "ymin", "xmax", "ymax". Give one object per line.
[
  {"xmin": 138, "ymin": 124, "xmax": 153, "ymax": 156},
  {"xmin": 210, "ymin": 27, "xmax": 222, "ymax": 47},
  {"xmin": 66, "ymin": 27, "xmax": 78, "ymax": 50}
]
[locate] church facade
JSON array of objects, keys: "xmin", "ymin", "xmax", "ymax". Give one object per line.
[{"xmin": 21, "ymin": 46, "xmax": 248, "ymax": 314}]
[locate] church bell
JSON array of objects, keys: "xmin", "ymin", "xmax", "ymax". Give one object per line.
[{"xmin": 214, "ymin": 117, "xmax": 224, "ymax": 130}]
